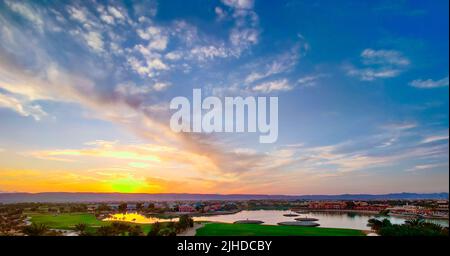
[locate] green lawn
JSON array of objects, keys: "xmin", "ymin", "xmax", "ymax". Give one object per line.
[
  {"xmin": 196, "ymin": 223, "xmax": 365, "ymax": 236},
  {"xmin": 28, "ymin": 213, "xmax": 153, "ymax": 234}
]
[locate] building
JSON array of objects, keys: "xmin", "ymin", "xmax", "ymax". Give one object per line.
[
  {"xmin": 308, "ymin": 201, "xmax": 347, "ymax": 210},
  {"xmin": 178, "ymin": 205, "xmax": 196, "ymax": 212}
]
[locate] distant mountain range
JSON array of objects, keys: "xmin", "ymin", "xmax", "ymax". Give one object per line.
[{"xmin": 0, "ymin": 192, "xmax": 448, "ymax": 203}]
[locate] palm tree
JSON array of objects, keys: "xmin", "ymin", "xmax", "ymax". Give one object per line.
[
  {"xmin": 22, "ymin": 223, "xmax": 49, "ymax": 236},
  {"xmin": 118, "ymin": 203, "xmax": 127, "ymax": 213},
  {"xmin": 74, "ymin": 223, "xmax": 87, "ymax": 234},
  {"xmin": 128, "ymin": 225, "xmax": 143, "ymax": 236},
  {"xmin": 96, "ymin": 226, "xmax": 116, "ymax": 236},
  {"xmin": 405, "ymin": 218, "xmax": 425, "ymax": 227},
  {"xmin": 148, "ymin": 222, "xmax": 161, "ymax": 236},
  {"xmin": 111, "ymin": 222, "xmax": 131, "ymax": 235}
]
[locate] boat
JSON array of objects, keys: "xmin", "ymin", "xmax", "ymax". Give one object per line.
[{"xmin": 283, "ymin": 213, "xmax": 299, "ymax": 217}]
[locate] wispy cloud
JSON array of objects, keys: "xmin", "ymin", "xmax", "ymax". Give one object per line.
[
  {"xmin": 244, "ymin": 45, "xmax": 304, "ymax": 84},
  {"xmin": 409, "ymin": 76, "xmax": 449, "ymax": 89},
  {"xmin": 4, "ymin": 0, "xmax": 44, "ymax": 30},
  {"xmin": 361, "ymin": 49, "xmax": 410, "ymax": 66},
  {"xmin": 421, "ymin": 134, "xmax": 449, "ymax": 144},
  {"xmin": 346, "ymin": 48, "xmax": 410, "ymax": 81},
  {"xmin": 0, "ymin": 90, "xmax": 47, "ymax": 121},
  {"xmin": 221, "ymin": 0, "xmax": 255, "ymax": 9},
  {"xmin": 220, "ymin": 0, "xmax": 259, "ymax": 56},
  {"xmin": 381, "ymin": 122, "xmax": 417, "ymax": 131},
  {"xmin": 252, "ymin": 79, "xmax": 292, "ymax": 93},
  {"xmin": 297, "ymin": 74, "xmax": 327, "ymax": 87},
  {"xmin": 406, "ymin": 162, "xmax": 449, "ymax": 172}
]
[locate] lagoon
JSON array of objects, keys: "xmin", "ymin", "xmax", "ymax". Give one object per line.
[{"xmin": 104, "ymin": 210, "xmax": 449, "ymax": 230}]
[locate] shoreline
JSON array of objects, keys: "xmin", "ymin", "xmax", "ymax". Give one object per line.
[
  {"xmin": 148, "ymin": 209, "xmax": 242, "ymax": 218},
  {"xmin": 298, "ymin": 209, "xmax": 449, "ymax": 220}
]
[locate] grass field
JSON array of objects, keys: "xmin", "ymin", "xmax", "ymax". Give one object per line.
[
  {"xmin": 28, "ymin": 213, "xmax": 153, "ymax": 234},
  {"xmin": 196, "ymin": 223, "xmax": 365, "ymax": 236}
]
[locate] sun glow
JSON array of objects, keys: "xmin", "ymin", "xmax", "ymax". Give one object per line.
[{"xmin": 103, "ymin": 213, "xmax": 173, "ymax": 224}]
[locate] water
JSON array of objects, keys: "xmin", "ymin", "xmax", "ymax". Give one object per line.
[
  {"xmin": 104, "ymin": 210, "xmax": 449, "ymax": 230},
  {"xmin": 103, "ymin": 213, "xmax": 173, "ymax": 224}
]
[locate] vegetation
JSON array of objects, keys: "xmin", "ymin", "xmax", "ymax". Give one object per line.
[
  {"xmin": 22, "ymin": 223, "xmax": 50, "ymax": 236},
  {"xmin": 176, "ymin": 215, "xmax": 194, "ymax": 232},
  {"xmin": 368, "ymin": 218, "xmax": 449, "ymax": 236},
  {"xmin": 147, "ymin": 221, "xmax": 161, "ymax": 236},
  {"xmin": 146, "ymin": 215, "xmax": 194, "ymax": 236},
  {"xmin": 196, "ymin": 223, "xmax": 365, "ymax": 236},
  {"xmin": 118, "ymin": 203, "xmax": 127, "ymax": 213},
  {"xmin": 93, "ymin": 222, "xmax": 144, "ymax": 236},
  {"xmin": 0, "ymin": 208, "xmax": 26, "ymax": 235},
  {"xmin": 27, "ymin": 212, "xmax": 195, "ymax": 236},
  {"xmin": 74, "ymin": 223, "xmax": 87, "ymax": 235}
]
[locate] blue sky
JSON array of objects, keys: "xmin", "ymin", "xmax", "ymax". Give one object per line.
[{"xmin": 0, "ymin": 0, "xmax": 448, "ymax": 194}]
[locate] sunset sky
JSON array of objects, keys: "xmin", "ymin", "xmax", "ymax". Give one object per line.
[{"xmin": 0, "ymin": 0, "xmax": 448, "ymax": 194}]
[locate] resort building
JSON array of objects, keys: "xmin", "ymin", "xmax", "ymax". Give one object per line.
[
  {"xmin": 178, "ymin": 205, "xmax": 196, "ymax": 212},
  {"xmin": 308, "ymin": 201, "xmax": 347, "ymax": 209}
]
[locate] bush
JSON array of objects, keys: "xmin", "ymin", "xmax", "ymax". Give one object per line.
[
  {"xmin": 369, "ymin": 217, "xmax": 448, "ymax": 236},
  {"xmin": 147, "ymin": 222, "xmax": 161, "ymax": 236}
]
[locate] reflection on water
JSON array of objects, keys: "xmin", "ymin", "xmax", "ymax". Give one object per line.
[
  {"xmin": 103, "ymin": 210, "xmax": 449, "ymax": 230},
  {"xmin": 103, "ymin": 213, "xmax": 178, "ymax": 224}
]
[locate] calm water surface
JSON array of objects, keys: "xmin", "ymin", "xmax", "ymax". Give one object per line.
[{"xmin": 104, "ymin": 210, "xmax": 449, "ymax": 230}]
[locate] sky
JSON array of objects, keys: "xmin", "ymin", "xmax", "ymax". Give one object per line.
[{"xmin": 0, "ymin": 0, "xmax": 448, "ymax": 195}]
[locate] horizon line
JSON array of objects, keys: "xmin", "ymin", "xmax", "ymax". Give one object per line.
[{"xmin": 1, "ymin": 191, "xmax": 448, "ymax": 196}]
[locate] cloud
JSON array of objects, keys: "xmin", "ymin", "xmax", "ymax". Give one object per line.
[
  {"xmin": 126, "ymin": 56, "xmax": 168, "ymax": 78},
  {"xmin": 152, "ymin": 82, "xmax": 171, "ymax": 91},
  {"xmin": 97, "ymin": 6, "xmax": 115, "ymax": 25},
  {"xmin": 30, "ymin": 141, "xmax": 162, "ymax": 163},
  {"xmin": 244, "ymin": 45, "xmax": 303, "ymax": 84},
  {"xmin": 115, "ymin": 83, "xmax": 153, "ymax": 96},
  {"xmin": 421, "ymin": 134, "xmax": 449, "ymax": 144},
  {"xmin": 65, "ymin": 5, "xmax": 112, "ymax": 54},
  {"xmin": 409, "ymin": 76, "xmax": 449, "ymax": 89},
  {"xmin": 171, "ymin": 20, "xmax": 200, "ymax": 46},
  {"xmin": 0, "ymin": 91, "xmax": 47, "ymax": 121},
  {"xmin": 4, "ymin": 0, "xmax": 44, "ymax": 30},
  {"xmin": 165, "ymin": 51, "xmax": 183, "ymax": 61},
  {"xmin": 189, "ymin": 45, "xmax": 228, "ymax": 61},
  {"xmin": 406, "ymin": 163, "xmax": 449, "ymax": 172},
  {"xmin": 347, "ymin": 48, "xmax": 410, "ymax": 81},
  {"xmin": 297, "ymin": 74, "xmax": 326, "ymax": 87},
  {"xmin": 208, "ymin": 44, "xmax": 306, "ymax": 97},
  {"xmin": 107, "ymin": 6, "xmax": 126, "ymax": 21},
  {"xmin": 252, "ymin": 79, "xmax": 292, "ymax": 93},
  {"xmin": 215, "ymin": 7, "xmax": 228, "ymax": 20},
  {"xmin": 229, "ymin": 28, "xmax": 259, "ymax": 50},
  {"xmin": 136, "ymin": 26, "xmax": 168, "ymax": 51},
  {"xmin": 221, "ymin": 0, "xmax": 255, "ymax": 9},
  {"xmin": 361, "ymin": 49, "xmax": 410, "ymax": 66},
  {"xmin": 114, "ymin": 81, "xmax": 171, "ymax": 102},
  {"xmin": 217, "ymin": 0, "xmax": 260, "ymax": 56},
  {"xmin": 381, "ymin": 122, "xmax": 417, "ymax": 131},
  {"xmin": 67, "ymin": 6, "xmax": 89, "ymax": 24},
  {"xmin": 347, "ymin": 67, "xmax": 401, "ymax": 81},
  {"xmin": 82, "ymin": 31, "xmax": 104, "ymax": 53}
]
